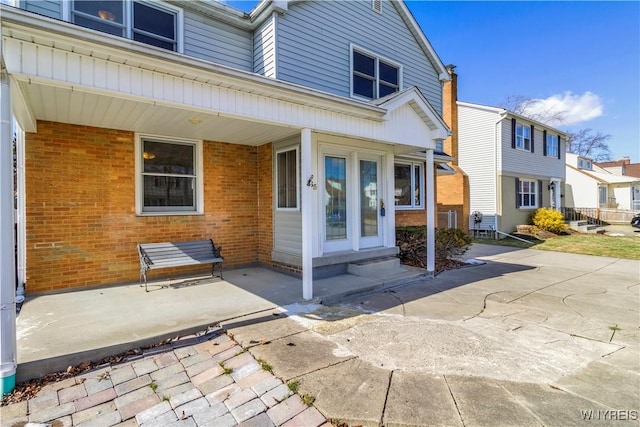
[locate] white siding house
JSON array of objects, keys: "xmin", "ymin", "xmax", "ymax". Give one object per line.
[
  {"xmin": 457, "ymin": 102, "xmax": 567, "ymax": 235},
  {"xmin": 565, "ymin": 153, "xmax": 640, "ymax": 211}
]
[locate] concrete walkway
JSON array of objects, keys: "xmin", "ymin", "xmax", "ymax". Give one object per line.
[{"xmin": 4, "ymin": 245, "xmax": 639, "ymax": 426}]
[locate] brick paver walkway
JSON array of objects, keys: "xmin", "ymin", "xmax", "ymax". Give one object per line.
[{"xmin": 2, "ymin": 332, "xmax": 330, "ymax": 426}]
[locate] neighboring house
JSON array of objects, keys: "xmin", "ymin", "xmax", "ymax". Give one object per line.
[
  {"xmin": 566, "ymin": 153, "xmax": 640, "ymax": 211},
  {"xmin": 1, "ymin": 0, "xmax": 451, "ymax": 298},
  {"xmin": 595, "ymin": 157, "xmax": 640, "ymax": 178},
  {"xmin": 455, "ymin": 101, "xmax": 567, "ymax": 236}
]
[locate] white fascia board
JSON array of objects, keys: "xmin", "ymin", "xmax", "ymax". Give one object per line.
[
  {"xmin": 9, "ymin": 77, "xmax": 36, "ymax": 132},
  {"xmin": 379, "ymin": 87, "xmax": 450, "ymax": 139},
  {"xmin": 1, "ymin": 6, "xmax": 385, "ymax": 121},
  {"xmin": 392, "ymin": 1, "xmax": 448, "ymax": 80}
]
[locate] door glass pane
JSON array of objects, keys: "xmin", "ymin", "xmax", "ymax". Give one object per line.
[
  {"xmin": 394, "ymin": 164, "xmax": 411, "ymax": 206},
  {"xmin": 325, "ymin": 156, "xmax": 347, "ymax": 240},
  {"xmin": 360, "ymin": 160, "xmax": 378, "ymax": 237}
]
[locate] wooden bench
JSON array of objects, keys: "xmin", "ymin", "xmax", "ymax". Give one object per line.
[{"xmin": 138, "ymin": 239, "xmax": 223, "ymax": 292}]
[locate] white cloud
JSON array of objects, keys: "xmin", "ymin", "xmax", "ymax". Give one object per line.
[{"xmin": 520, "ymin": 91, "xmax": 603, "ymax": 126}]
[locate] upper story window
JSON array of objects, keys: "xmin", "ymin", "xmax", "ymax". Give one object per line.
[
  {"xmin": 276, "ymin": 147, "xmax": 299, "ymax": 210},
  {"xmin": 394, "ymin": 161, "xmax": 423, "ymax": 209},
  {"xmin": 577, "ymin": 158, "xmax": 592, "ymax": 170},
  {"xmin": 70, "ymin": 1, "xmax": 182, "ymax": 52},
  {"xmin": 351, "ymin": 46, "xmax": 401, "ymax": 100},
  {"xmin": 545, "ymin": 132, "xmax": 559, "ymax": 158},
  {"xmin": 515, "ymin": 123, "xmax": 531, "ymax": 151},
  {"xmin": 136, "ymin": 135, "xmax": 203, "ymax": 215}
]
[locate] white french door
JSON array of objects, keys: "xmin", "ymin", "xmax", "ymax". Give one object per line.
[{"xmin": 322, "ymin": 150, "xmax": 383, "ymax": 253}]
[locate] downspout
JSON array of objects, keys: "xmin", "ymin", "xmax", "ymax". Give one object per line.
[
  {"xmin": 494, "ymin": 113, "xmax": 506, "ymax": 234},
  {"xmin": 15, "ymin": 123, "xmax": 25, "ymax": 304},
  {"xmin": 1, "ymin": 66, "xmax": 17, "ymax": 394}
]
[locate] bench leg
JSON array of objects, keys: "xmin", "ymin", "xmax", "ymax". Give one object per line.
[
  {"xmin": 211, "ymin": 262, "xmax": 223, "ymax": 280},
  {"xmin": 140, "ymin": 270, "xmax": 149, "ymax": 292}
]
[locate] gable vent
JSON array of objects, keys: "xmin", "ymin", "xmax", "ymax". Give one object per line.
[{"xmin": 373, "ymin": 0, "xmax": 382, "ymax": 13}]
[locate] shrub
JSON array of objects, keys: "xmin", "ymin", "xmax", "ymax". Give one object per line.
[
  {"xmin": 396, "ymin": 227, "xmax": 471, "ymax": 268},
  {"xmin": 529, "ymin": 208, "xmax": 567, "ymax": 234},
  {"xmin": 435, "ymin": 228, "xmax": 472, "ymax": 261}
]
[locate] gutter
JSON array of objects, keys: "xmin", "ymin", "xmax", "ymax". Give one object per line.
[{"xmin": 0, "ymin": 5, "xmax": 387, "ymax": 122}]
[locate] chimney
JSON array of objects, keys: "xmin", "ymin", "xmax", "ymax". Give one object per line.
[
  {"xmin": 442, "ymin": 64, "xmax": 458, "ymax": 164},
  {"xmin": 620, "ymin": 156, "xmax": 631, "ymax": 165}
]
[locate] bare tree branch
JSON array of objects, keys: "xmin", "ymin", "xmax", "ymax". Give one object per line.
[{"xmin": 565, "ymin": 129, "xmax": 612, "ymax": 161}]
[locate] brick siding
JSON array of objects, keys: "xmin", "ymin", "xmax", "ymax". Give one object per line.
[{"xmin": 25, "ymin": 121, "xmax": 272, "ymax": 293}]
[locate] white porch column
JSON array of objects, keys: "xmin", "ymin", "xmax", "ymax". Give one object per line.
[
  {"xmin": 0, "ymin": 66, "xmax": 17, "ymax": 394},
  {"xmin": 301, "ymin": 128, "xmax": 313, "ymax": 300},
  {"xmin": 425, "ymin": 148, "xmax": 435, "ymax": 273}
]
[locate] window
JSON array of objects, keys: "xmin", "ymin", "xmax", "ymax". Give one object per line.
[
  {"xmin": 515, "ymin": 123, "xmax": 531, "ymax": 151},
  {"xmin": 352, "ymin": 47, "xmax": 400, "ymax": 100},
  {"xmin": 578, "ymin": 157, "xmax": 592, "ymax": 170},
  {"xmin": 545, "ymin": 133, "xmax": 559, "ymax": 157},
  {"xmin": 136, "ymin": 135, "xmax": 201, "ymax": 214},
  {"xmin": 394, "ymin": 162, "xmax": 423, "ymax": 208},
  {"xmin": 516, "ymin": 178, "xmax": 538, "ymax": 209},
  {"xmin": 276, "ymin": 148, "xmax": 298, "ymax": 209},
  {"xmin": 70, "ymin": 1, "xmax": 181, "ymax": 52},
  {"xmin": 598, "ymin": 186, "xmax": 607, "ymax": 207}
]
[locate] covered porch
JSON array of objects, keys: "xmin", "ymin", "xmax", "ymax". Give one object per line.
[{"xmin": 3, "ymin": 5, "xmax": 449, "ymax": 301}]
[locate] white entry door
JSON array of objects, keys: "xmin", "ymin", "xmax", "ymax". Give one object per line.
[{"xmin": 322, "ymin": 151, "xmax": 383, "ymax": 253}]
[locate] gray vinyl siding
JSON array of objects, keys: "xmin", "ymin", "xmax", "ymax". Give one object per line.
[
  {"xmin": 500, "ymin": 118, "xmax": 566, "ymax": 180},
  {"xmin": 274, "ymin": 211, "xmax": 302, "ymax": 255},
  {"xmin": 183, "ymin": 9, "xmax": 253, "ymax": 71},
  {"xmin": 20, "ymin": 0, "xmax": 62, "ymax": 19},
  {"xmin": 253, "ymin": 14, "xmax": 276, "ymax": 77},
  {"xmin": 275, "ymin": 0, "xmax": 442, "ymax": 112},
  {"xmin": 457, "ymin": 105, "xmax": 497, "ymax": 217}
]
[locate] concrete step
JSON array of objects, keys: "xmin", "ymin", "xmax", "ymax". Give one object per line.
[{"xmin": 348, "ymin": 256, "xmax": 401, "ymax": 278}]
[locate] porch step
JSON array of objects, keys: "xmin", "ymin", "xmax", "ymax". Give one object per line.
[
  {"xmin": 348, "ymin": 256, "xmax": 401, "ymax": 278},
  {"xmin": 567, "ymin": 220, "xmax": 606, "ymax": 234}
]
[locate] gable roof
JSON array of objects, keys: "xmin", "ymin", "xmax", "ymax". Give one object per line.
[
  {"xmin": 246, "ymin": 0, "xmax": 449, "ymax": 81},
  {"xmin": 373, "ymin": 87, "xmax": 450, "ymax": 140},
  {"xmin": 457, "ymin": 101, "xmax": 568, "ymax": 136},
  {"xmin": 568, "ymin": 165, "xmax": 640, "ymax": 185}
]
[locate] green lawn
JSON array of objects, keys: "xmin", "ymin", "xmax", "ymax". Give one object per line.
[{"xmin": 474, "ymin": 233, "xmax": 640, "ymax": 260}]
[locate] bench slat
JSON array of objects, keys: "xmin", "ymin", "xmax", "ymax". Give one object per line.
[{"xmin": 138, "ymin": 239, "xmax": 223, "ymax": 291}]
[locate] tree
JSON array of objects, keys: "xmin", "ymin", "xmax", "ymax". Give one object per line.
[
  {"xmin": 565, "ymin": 128, "xmax": 611, "ymax": 161},
  {"xmin": 501, "ymin": 95, "xmax": 567, "ymax": 126},
  {"xmin": 499, "ymin": 95, "xmax": 612, "ymax": 161}
]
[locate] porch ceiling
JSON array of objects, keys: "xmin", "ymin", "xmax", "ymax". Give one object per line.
[{"xmin": 17, "ymin": 81, "xmax": 300, "ymax": 145}]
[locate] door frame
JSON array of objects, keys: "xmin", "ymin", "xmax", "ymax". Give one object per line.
[{"xmin": 319, "ymin": 144, "xmax": 387, "ymax": 254}]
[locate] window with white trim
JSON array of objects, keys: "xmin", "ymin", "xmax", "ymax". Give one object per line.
[
  {"xmin": 517, "ymin": 179, "xmax": 538, "ymax": 209},
  {"xmin": 545, "ymin": 134, "xmax": 559, "ymax": 157},
  {"xmin": 394, "ymin": 162, "xmax": 423, "ymax": 208},
  {"xmin": 515, "ymin": 123, "xmax": 531, "ymax": 151},
  {"xmin": 70, "ymin": 0, "xmax": 181, "ymax": 52},
  {"xmin": 137, "ymin": 135, "xmax": 201, "ymax": 214},
  {"xmin": 352, "ymin": 47, "xmax": 401, "ymax": 100},
  {"xmin": 276, "ymin": 148, "xmax": 299, "ymax": 209}
]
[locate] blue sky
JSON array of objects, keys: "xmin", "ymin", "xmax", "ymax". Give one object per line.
[{"xmin": 226, "ymin": 1, "xmax": 639, "ymax": 162}]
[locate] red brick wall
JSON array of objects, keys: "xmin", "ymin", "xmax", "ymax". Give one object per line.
[
  {"xmin": 25, "ymin": 121, "xmax": 269, "ymax": 293},
  {"xmin": 257, "ymin": 144, "xmax": 273, "ymax": 265}
]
